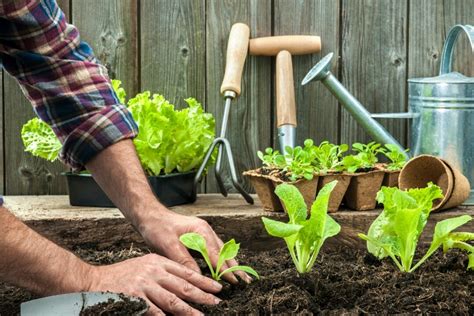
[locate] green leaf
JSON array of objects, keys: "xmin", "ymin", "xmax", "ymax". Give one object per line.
[
  {"xmin": 262, "ymin": 217, "xmax": 303, "ymax": 237},
  {"xmin": 274, "ymin": 184, "xmax": 307, "ymax": 224},
  {"xmin": 179, "ymin": 233, "xmax": 214, "ymax": 275},
  {"xmin": 216, "ymin": 239, "xmax": 240, "ymax": 274},
  {"xmin": 219, "ymin": 265, "xmax": 260, "ymax": 280},
  {"xmin": 111, "ymin": 79, "xmax": 127, "ymax": 104},
  {"xmin": 21, "ymin": 118, "xmax": 62, "ymax": 162}
]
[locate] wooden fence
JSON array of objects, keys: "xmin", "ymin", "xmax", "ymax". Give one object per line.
[{"xmin": 1, "ymin": 0, "xmax": 473, "ymax": 195}]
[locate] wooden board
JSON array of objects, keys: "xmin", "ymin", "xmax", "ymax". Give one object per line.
[
  {"xmin": 72, "ymin": 0, "xmax": 139, "ymax": 97},
  {"xmin": 140, "ymin": 0, "xmax": 206, "ymax": 107},
  {"xmin": 274, "ymin": 0, "xmax": 340, "ymax": 145},
  {"xmin": 0, "ymin": 70, "xmax": 4, "ymax": 194},
  {"xmin": 340, "ymin": 0, "xmax": 408, "ymax": 147},
  {"xmin": 206, "ymin": 0, "xmax": 272, "ymax": 193},
  {"xmin": 6, "ymin": 194, "xmax": 474, "ymax": 252}
]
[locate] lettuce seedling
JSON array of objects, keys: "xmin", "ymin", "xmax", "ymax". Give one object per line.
[
  {"xmin": 284, "ymin": 144, "xmax": 318, "ymax": 181},
  {"xmin": 179, "ymin": 233, "xmax": 259, "ymax": 281},
  {"xmin": 359, "ymin": 184, "xmax": 473, "ymax": 272},
  {"xmin": 340, "ymin": 141, "xmax": 383, "ymax": 173},
  {"xmin": 383, "ymin": 144, "xmax": 409, "ymax": 171},
  {"xmin": 313, "ymin": 141, "xmax": 349, "ymax": 173},
  {"xmin": 262, "ymin": 181, "xmax": 341, "ymax": 274},
  {"xmin": 257, "ymin": 147, "xmax": 285, "ymax": 169}
]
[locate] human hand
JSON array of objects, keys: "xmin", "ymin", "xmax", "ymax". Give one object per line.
[
  {"xmin": 88, "ymin": 253, "xmax": 222, "ymax": 315},
  {"xmin": 138, "ymin": 207, "xmax": 252, "ymax": 284}
]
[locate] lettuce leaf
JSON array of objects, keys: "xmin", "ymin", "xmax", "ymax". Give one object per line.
[{"xmin": 21, "ymin": 118, "xmax": 62, "ymax": 162}]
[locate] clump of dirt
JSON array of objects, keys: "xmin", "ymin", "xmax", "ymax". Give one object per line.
[
  {"xmin": 80, "ymin": 293, "xmax": 147, "ymax": 316},
  {"xmin": 258, "ymin": 167, "xmax": 292, "ymax": 182}
]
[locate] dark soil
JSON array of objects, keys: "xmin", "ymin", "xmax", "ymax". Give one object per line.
[
  {"xmin": 79, "ymin": 293, "xmax": 147, "ymax": 316},
  {"xmin": 1, "ymin": 245, "xmax": 472, "ymax": 315},
  {"xmin": 259, "ymin": 167, "xmax": 292, "ymax": 182}
]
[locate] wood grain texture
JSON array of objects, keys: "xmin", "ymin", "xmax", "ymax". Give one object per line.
[
  {"xmin": 408, "ymin": 0, "xmax": 474, "ymax": 80},
  {"xmin": 3, "ymin": 76, "xmax": 67, "ymax": 195},
  {"xmin": 274, "ymin": 0, "xmax": 340, "ymax": 146},
  {"xmin": 340, "ymin": 0, "xmax": 407, "ymax": 147},
  {"xmin": 140, "ymin": 0, "xmax": 206, "ymax": 107},
  {"xmin": 206, "ymin": 0, "xmax": 272, "ymax": 193},
  {"xmin": 72, "ymin": 0, "xmax": 139, "ymax": 97},
  {"xmin": 56, "ymin": 0, "xmax": 70, "ymax": 19}
]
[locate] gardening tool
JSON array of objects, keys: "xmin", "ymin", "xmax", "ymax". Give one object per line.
[
  {"xmin": 194, "ymin": 23, "xmax": 253, "ymax": 204},
  {"xmin": 250, "ymin": 35, "xmax": 321, "ymax": 56},
  {"xmin": 302, "ymin": 24, "xmax": 474, "ymax": 205},
  {"xmin": 21, "ymin": 292, "xmax": 147, "ymax": 316},
  {"xmin": 276, "ymin": 50, "xmax": 297, "ymax": 154}
]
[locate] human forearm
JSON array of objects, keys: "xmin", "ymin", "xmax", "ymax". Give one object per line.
[
  {"xmin": 85, "ymin": 139, "xmax": 164, "ymax": 229},
  {"xmin": 0, "ymin": 207, "xmax": 92, "ymax": 295}
]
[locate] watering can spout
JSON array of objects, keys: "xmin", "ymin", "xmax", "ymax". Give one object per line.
[{"xmin": 302, "ymin": 53, "xmax": 409, "ymax": 159}]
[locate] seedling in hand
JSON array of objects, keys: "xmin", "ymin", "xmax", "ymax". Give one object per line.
[
  {"xmin": 262, "ymin": 181, "xmax": 341, "ymax": 274},
  {"xmin": 383, "ymin": 144, "xmax": 409, "ymax": 171},
  {"xmin": 359, "ymin": 183, "xmax": 474, "ymax": 272},
  {"xmin": 179, "ymin": 233, "xmax": 259, "ymax": 281}
]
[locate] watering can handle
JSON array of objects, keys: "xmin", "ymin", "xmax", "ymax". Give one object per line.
[{"xmin": 439, "ymin": 24, "xmax": 474, "ymax": 75}]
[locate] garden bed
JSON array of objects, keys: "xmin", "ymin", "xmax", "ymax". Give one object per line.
[{"xmin": 1, "ymin": 194, "xmax": 473, "ymax": 314}]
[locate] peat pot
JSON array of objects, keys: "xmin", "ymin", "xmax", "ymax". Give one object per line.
[{"xmin": 64, "ymin": 171, "xmax": 197, "ymax": 207}]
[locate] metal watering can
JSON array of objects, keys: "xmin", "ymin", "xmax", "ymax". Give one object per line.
[{"xmin": 302, "ymin": 24, "xmax": 474, "ymax": 205}]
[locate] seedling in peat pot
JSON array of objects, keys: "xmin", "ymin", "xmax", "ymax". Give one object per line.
[
  {"xmin": 359, "ymin": 183, "xmax": 474, "ymax": 272},
  {"xmin": 383, "ymin": 144, "xmax": 409, "ymax": 171},
  {"xmin": 262, "ymin": 181, "xmax": 341, "ymax": 274},
  {"xmin": 179, "ymin": 233, "xmax": 259, "ymax": 281},
  {"xmin": 257, "ymin": 147, "xmax": 285, "ymax": 170},
  {"xmin": 313, "ymin": 141, "xmax": 349, "ymax": 173},
  {"xmin": 284, "ymin": 144, "xmax": 318, "ymax": 181},
  {"xmin": 341, "ymin": 141, "xmax": 385, "ymax": 173}
]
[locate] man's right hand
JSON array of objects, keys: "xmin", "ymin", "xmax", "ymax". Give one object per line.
[{"xmin": 87, "ymin": 253, "xmax": 223, "ymax": 315}]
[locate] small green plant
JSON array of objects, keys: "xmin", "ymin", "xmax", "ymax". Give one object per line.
[
  {"xmin": 179, "ymin": 233, "xmax": 259, "ymax": 281},
  {"xmin": 284, "ymin": 145, "xmax": 318, "ymax": 181},
  {"xmin": 257, "ymin": 147, "xmax": 285, "ymax": 169},
  {"xmin": 313, "ymin": 141, "xmax": 349, "ymax": 173},
  {"xmin": 340, "ymin": 141, "xmax": 383, "ymax": 173},
  {"xmin": 383, "ymin": 144, "xmax": 409, "ymax": 171},
  {"xmin": 261, "ymin": 181, "xmax": 341, "ymax": 274},
  {"xmin": 359, "ymin": 183, "xmax": 474, "ymax": 272},
  {"xmin": 21, "ymin": 118, "xmax": 62, "ymax": 162}
]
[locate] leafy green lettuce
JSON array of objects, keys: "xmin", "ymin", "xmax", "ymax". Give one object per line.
[
  {"xmin": 262, "ymin": 181, "xmax": 340, "ymax": 274},
  {"xmin": 128, "ymin": 92, "xmax": 215, "ymax": 175},
  {"xmin": 21, "ymin": 118, "xmax": 62, "ymax": 162},
  {"xmin": 359, "ymin": 184, "xmax": 473, "ymax": 272}
]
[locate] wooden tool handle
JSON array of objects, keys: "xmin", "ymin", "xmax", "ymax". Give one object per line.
[
  {"xmin": 250, "ymin": 35, "xmax": 321, "ymax": 56},
  {"xmin": 276, "ymin": 51, "xmax": 297, "ymax": 127},
  {"xmin": 220, "ymin": 23, "xmax": 250, "ymax": 96}
]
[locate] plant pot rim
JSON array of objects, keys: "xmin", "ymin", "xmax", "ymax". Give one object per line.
[
  {"xmin": 345, "ymin": 168, "xmax": 385, "ymax": 176},
  {"xmin": 375, "ymin": 163, "xmax": 402, "ymax": 173},
  {"xmin": 62, "ymin": 170, "xmax": 197, "ymax": 178}
]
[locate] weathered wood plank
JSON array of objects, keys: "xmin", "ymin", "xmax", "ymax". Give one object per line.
[
  {"xmin": 274, "ymin": 0, "xmax": 340, "ymax": 145},
  {"xmin": 3, "ymin": 78, "xmax": 67, "ymax": 195},
  {"xmin": 6, "ymin": 194, "xmax": 472, "ymax": 251},
  {"xmin": 206, "ymin": 0, "xmax": 272, "ymax": 194},
  {"xmin": 340, "ymin": 0, "xmax": 408, "ymax": 147},
  {"xmin": 72, "ymin": 0, "xmax": 139, "ymax": 97},
  {"xmin": 140, "ymin": 0, "xmax": 206, "ymax": 108},
  {"xmin": 408, "ymin": 0, "xmax": 474, "ymax": 82},
  {"xmin": 56, "ymin": 0, "xmax": 70, "ymax": 20}
]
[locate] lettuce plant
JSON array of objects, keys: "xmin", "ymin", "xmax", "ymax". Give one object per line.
[
  {"xmin": 284, "ymin": 145, "xmax": 318, "ymax": 181},
  {"xmin": 312, "ymin": 141, "xmax": 348, "ymax": 173},
  {"xmin": 262, "ymin": 181, "xmax": 340, "ymax": 274},
  {"xmin": 257, "ymin": 148, "xmax": 285, "ymax": 169},
  {"xmin": 359, "ymin": 184, "xmax": 473, "ymax": 272},
  {"xmin": 21, "ymin": 118, "xmax": 62, "ymax": 162},
  {"xmin": 340, "ymin": 141, "xmax": 383, "ymax": 173},
  {"xmin": 179, "ymin": 233, "xmax": 259, "ymax": 281},
  {"xmin": 383, "ymin": 144, "xmax": 409, "ymax": 171}
]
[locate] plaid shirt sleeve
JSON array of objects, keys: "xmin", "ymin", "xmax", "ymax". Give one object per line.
[{"xmin": 0, "ymin": 0, "xmax": 138, "ymax": 170}]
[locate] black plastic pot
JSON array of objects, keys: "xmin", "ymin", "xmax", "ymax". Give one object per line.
[{"xmin": 64, "ymin": 171, "xmax": 197, "ymax": 207}]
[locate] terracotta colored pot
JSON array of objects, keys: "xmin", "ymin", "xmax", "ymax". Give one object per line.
[
  {"xmin": 243, "ymin": 169, "xmax": 283, "ymax": 211},
  {"xmin": 344, "ymin": 169, "xmax": 385, "ymax": 211},
  {"xmin": 317, "ymin": 172, "xmax": 352, "ymax": 212},
  {"xmin": 272, "ymin": 176, "xmax": 319, "ymax": 212},
  {"xmin": 382, "ymin": 170, "xmax": 401, "ymax": 188},
  {"xmin": 398, "ymin": 155, "xmax": 470, "ymax": 211}
]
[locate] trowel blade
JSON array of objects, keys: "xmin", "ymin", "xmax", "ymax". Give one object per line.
[{"xmin": 21, "ymin": 292, "xmax": 147, "ymax": 316}]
